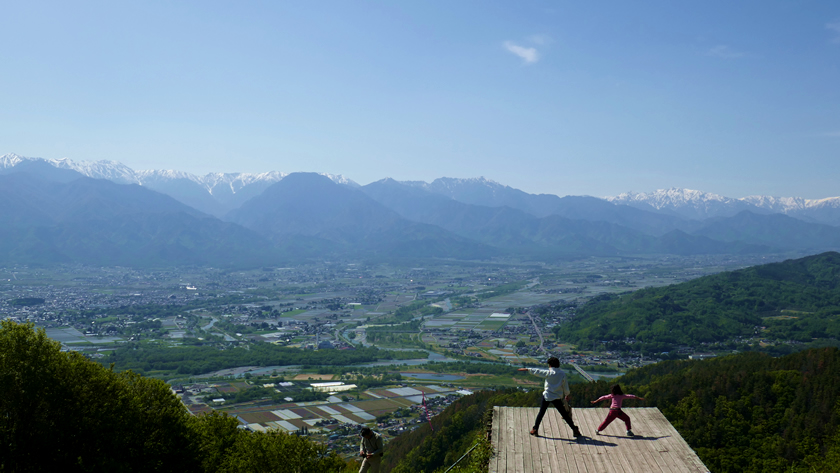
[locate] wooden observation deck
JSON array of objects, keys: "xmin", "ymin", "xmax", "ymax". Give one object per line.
[{"xmin": 490, "ymin": 407, "xmax": 709, "ymax": 473}]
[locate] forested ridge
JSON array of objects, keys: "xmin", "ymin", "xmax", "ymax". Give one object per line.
[
  {"xmin": 555, "ymin": 251, "xmax": 840, "ymax": 349},
  {"xmin": 572, "ymin": 348, "xmax": 840, "ymax": 472}
]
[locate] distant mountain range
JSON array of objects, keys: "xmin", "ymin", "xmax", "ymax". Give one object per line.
[
  {"xmin": 607, "ymin": 187, "xmax": 840, "ymax": 224},
  {"xmin": 0, "ymin": 154, "xmax": 355, "ymax": 217},
  {"xmin": 2, "ymin": 152, "xmax": 840, "ymax": 267},
  {"xmin": 0, "ymin": 160, "xmax": 281, "ymax": 267},
  {"xmin": 227, "ymin": 173, "xmax": 498, "ymax": 260}
]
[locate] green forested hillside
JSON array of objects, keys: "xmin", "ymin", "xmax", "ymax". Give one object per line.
[
  {"xmin": 571, "ymin": 348, "xmax": 840, "ymax": 472},
  {"xmin": 555, "ymin": 251, "xmax": 840, "ymax": 350},
  {"xmin": 0, "ymin": 321, "xmax": 350, "ymax": 472}
]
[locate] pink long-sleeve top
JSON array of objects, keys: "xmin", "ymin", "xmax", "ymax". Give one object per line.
[{"xmin": 595, "ymin": 393, "xmax": 639, "ymax": 409}]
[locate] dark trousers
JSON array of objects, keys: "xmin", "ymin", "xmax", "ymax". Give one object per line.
[{"xmin": 533, "ymin": 395, "xmax": 578, "ymax": 432}]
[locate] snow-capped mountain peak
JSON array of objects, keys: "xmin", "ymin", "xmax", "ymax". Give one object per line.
[
  {"xmin": 0, "ymin": 153, "xmax": 26, "ymax": 169},
  {"xmin": 742, "ymin": 195, "xmax": 840, "ymax": 212},
  {"xmin": 197, "ymin": 172, "xmax": 287, "ymax": 195},
  {"xmin": 605, "ymin": 187, "xmax": 756, "ymax": 219},
  {"xmin": 607, "ymin": 187, "xmax": 736, "ymax": 210},
  {"xmin": 606, "ymin": 187, "xmax": 840, "ymax": 222},
  {"xmin": 136, "ymin": 169, "xmax": 199, "ymax": 181},
  {"xmin": 1, "ymin": 154, "xmax": 140, "ymax": 183},
  {"xmin": 431, "ymin": 176, "xmax": 502, "ymax": 188},
  {"xmin": 1, "ymin": 154, "xmax": 357, "ymax": 193},
  {"xmin": 2, "ymin": 153, "xmax": 362, "ymax": 217},
  {"xmin": 50, "ymin": 158, "xmax": 140, "ymax": 184},
  {"xmin": 320, "ymin": 173, "xmax": 359, "ymax": 187}
]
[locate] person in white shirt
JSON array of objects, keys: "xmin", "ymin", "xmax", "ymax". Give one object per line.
[{"xmin": 518, "ymin": 357, "xmax": 582, "ymax": 438}]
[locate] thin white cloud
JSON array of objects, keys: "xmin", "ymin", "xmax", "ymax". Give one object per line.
[
  {"xmin": 705, "ymin": 45, "xmax": 745, "ymax": 58},
  {"xmin": 504, "ymin": 41, "xmax": 540, "ymax": 64},
  {"xmin": 827, "ymin": 21, "xmax": 840, "ymax": 43}
]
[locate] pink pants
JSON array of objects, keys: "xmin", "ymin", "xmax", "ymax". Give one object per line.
[{"xmin": 598, "ymin": 409, "xmax": 631, "ymax": 431}]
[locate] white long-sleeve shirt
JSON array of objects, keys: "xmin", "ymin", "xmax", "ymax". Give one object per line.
[{"xmin": 528, "ymin": 367, "xmax": 570, "ymax": 401}]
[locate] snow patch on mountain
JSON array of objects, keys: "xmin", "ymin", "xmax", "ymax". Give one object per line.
[
  {"xmin": 50, "ymin": 158, "xmax": 140, "ymax": 184},
  {"xmin": 607, "ymin": 187, "xmax": 840, "ymax": 223},
  {"xmin": 135, "ymin": 169, "xmax": 199, "ymax": 182},
  {"xmin": 195, "ymin": 172, "xmax": 286, "ymax": 195},
  {"xmin": 2, "ymin": 154, "xmax": 357, "ymax": 192},
  {"xmin": 609, "ymin": 188, "xmax": 840, "ymax": 214},
  {"xmin": 1, "ymin": 153, "xmax": 140, "ymax": 183},
  {"xmin": 399, "ymin": 180, "xmax": 430, "ymax": 189},
  {"xmin": 607, "ymin": 188, "xmax": 739, "ymax": 210},
  {"xmin": 742, "ymin": 195, "xmax": 840, "ymax": 212},
  {"xmin": 0, "ymin": 153, "xmax": 25, "ymax": 169},
  {"xmin": 429, "ymin": 176, "xmax": 502, "ymax": 189},
  {"xmin": 321, "ymin": 173, "xmax": 359, "ymax": 187}
]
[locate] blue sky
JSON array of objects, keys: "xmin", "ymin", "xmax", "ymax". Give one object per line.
[{"xmin": 2, "ymin": 1, "xmax": 839, "ymax": 198}]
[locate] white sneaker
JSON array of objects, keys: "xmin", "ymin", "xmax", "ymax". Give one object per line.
[{"xmin": 627, "ymin": 430, "xmax": 634, "ymax": 437}]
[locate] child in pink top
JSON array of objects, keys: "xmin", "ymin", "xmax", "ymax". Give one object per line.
[{"xmin": 591, "ymin": 384, "xmax": 645, "ymax": 436}]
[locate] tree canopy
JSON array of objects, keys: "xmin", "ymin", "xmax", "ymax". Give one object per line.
[
  {"xmin": 0, "ymin": 320, "xmax": 348, "ymax": 472},
  {"xmin": 555, "ymin": 251, "xmax": 840, "ymax": 349},
  {"xmin": 570, "ymin": 347, "xmax": 840, "ymax": 472}
]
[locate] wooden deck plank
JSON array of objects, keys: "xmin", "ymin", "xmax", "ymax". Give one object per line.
[
  {"xmin": 616, "ymin": 430, "xmax": 659, "ymax": 473},
  {"xmin": 593, "ymin": 407, "xmax": 645, "ymax": 473},
  {"xmin": 574, "ymin": 408, "xmax": 595, "ymax": 473},
  {"xmin": 614, "ymin": 408, "xmax": 665, "ymax": 473},
  {"xmin": 490, "ymin": 406, "xmax": 501, "ymax": 473},
  {"xmin": 633, "ymin": 408, "xmax": 685, "ymax": 472},
  {"xmin": 588, "ymin": 409, "xmax": 631, "ymax": 473},
  {"xmin": 624, "ymin": 410, "xmax": 671, "ymax": 473},
  {"xmin": 642, "ymin": 408, "xmax": 707, "ymax": 472},
  {"xmin": 522, "ymin": 409, "xmax": 561, "ymax": 473},
  {"xmin": 492, "ymin": 407, "xmax": 709, "ymax": 473},
  {"xmin": 518, "ymin": 408, "xmax": 540, "ymax": 473},
  {"xmin": 506, "ymin": 407, "xmax": 518, "ymax": 473},
  {"xmin": 636, "ymin": 408, "xmax": 684, "ymax": 472},
  {"xmin": 543, "ymin": 406, "xmax": 578, "ymax": 473},
  {"xmin": 566, "ymin": 407, "xmax": 599, "ymax": 473},
  {"xmin": 602, "ymin": 407, "xmax": 644, "ymax": 473},
  {"xmin": 639, "ymin": 408, "xmax": 693, "ymax": 472},
  {"xmin": 523, "ymin": 408, "xmax": 543, "ymax": 473},
  {"xmin": 644, "ymin": 409, "xmax": 707, "ymax": 472},
  {"xmin": 510, "ymin": 408, "xmax": 526, "ymax": 473},
  {"xmin": 588, "ymin": 407, "xmax": 622, "ymax": 473},
  {"xmin": 497, "ymin": 405, "xmax": 508, "ymax": 473},
  {"xmin": 538, "ymin": 416, "xmax": 561, "ymax": 473},
  {"xmin": 531, "ymin": 410, "xmax": 552, "ymax": 473},
  {"xmin": 551, "ymin": 407, "xmax": 577, "ymax": 473}
]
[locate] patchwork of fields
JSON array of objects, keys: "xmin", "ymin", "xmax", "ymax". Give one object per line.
[{"xmin": 190, "ymin": 383, "xmax": 460, "ymax": 433}]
